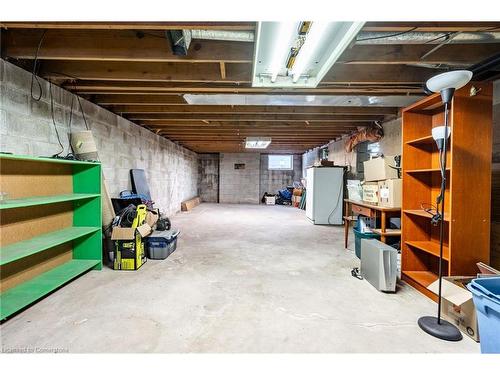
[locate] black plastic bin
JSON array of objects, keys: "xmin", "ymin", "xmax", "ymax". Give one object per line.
[{"xmin": 145, "ymin": 229, "xmax": 180, "ymax": 260}]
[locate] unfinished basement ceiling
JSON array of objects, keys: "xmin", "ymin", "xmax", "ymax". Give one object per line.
[{"xmin": 1, "ymin": 21, "xmax": 499, "ymax": 153}]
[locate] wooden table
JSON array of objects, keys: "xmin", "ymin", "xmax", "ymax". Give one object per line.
[{"xmin": 344, "ymin": 199, "xmax": 401, "ymax": 248}]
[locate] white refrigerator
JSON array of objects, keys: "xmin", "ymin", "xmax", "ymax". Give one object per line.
[{"xmin": 306, "ymin": 167, "xmax": 344, "ymax": 225}]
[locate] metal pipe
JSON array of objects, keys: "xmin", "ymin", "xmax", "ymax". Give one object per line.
[
  {"xmin": 190, "ymin": 29, "xmax": 254, "ymax": 42},
  {"xmin": 356, "ymin": 31, "xmax": 500, "ymax": 44}
]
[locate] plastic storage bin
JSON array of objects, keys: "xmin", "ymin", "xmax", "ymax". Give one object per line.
[
  {"xmin": 145, "ymin": 229, "xmax": 180, "ymax": 260},
  {"xmin": 467, "ymin": 277, "xmax": 500, "ymax": 353},
  {"xmin": 352, "ymin": 227, "xmax": 380, "ymax": 259}
]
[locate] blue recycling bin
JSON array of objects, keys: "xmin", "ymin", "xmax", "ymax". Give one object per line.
[{"xmin": 467, "ymin": 277, "xmax": 500, "ymax": 353}]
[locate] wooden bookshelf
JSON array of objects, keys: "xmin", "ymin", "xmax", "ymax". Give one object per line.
[
  {"xmin": 401, "ymin": 82, "xmax": 492, "ymax": 302},
  {"xmin": 0, "ymin": 154, "xmax": 102, "ymax": 319}
]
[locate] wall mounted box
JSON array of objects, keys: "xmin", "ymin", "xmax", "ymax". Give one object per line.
[{"xmin": 363, "ymin": 156, "xmax": 399, "ymax": 182}]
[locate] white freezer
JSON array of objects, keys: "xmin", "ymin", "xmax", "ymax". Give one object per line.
[{"xmin": 305, "ymin": 167, "xmax": 344, "ymax": 225}]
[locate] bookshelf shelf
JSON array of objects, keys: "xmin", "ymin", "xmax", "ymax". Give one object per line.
[
  {"xmin": 0, "ymin": 154, "xmax": 102, "ymax": 320},
  {"xmin": 401, "ymin": 82, "xmax": 492, "ymax": 302}
]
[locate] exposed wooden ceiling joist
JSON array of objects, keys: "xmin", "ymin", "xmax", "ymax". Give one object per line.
[
  {"xmin": 339, "ymin": 44, "xmax": 500, "ymax": 66},
  {"xmin": 103, "ymin": 104, "xmax": 397, "ymax": 115},
  {"xmin": 2, "ymin": 30, "xmax": 253, "ymax": 63},
  {"xmin": 362, "ymin": 22, "xmax": 500, "ymax": 32},
  {"xmin": 136, "ymin": 121, "xmax": 366, "ymax": 128},
  {"xmin": 125, "ymin": 113, "xmax": 382, "ymax": 121},
  {"xmin": 65, "ymin": 81, "xmax": 424, "ymax": 95},
  {"xmin": 0, "ymin": 22, "xmax": 256, "ymax": 30},
  {"xmin": 6, "ymin": 29, "xmax": 497, "ymax": 68},
  {"xmin": 38, "ymin": 60, "xmax": 442, "ymax": 85},
  {"xmin": 85, "ymin": 94, "xmax": 188, "ymax": 105},
  {"xmin": 2, "ymin": 21, "xmax": 497, "ymax": 32}
]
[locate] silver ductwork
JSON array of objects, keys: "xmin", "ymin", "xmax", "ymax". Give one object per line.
[
  {"xmin": 355, "ymin": 31, "xmax": 500, "ymax": 44},
  {"xmin": 190, "ymin": 29, "xmax": 255, "ymax": 42},
  {"xmin": 185, "ymin": 29, "xmax": 500, "ymax": 45}
]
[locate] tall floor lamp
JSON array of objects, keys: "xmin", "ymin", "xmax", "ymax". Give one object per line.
[{"xmin": 417, "ymin": 70, "xmax": 473, "ymax": 342}]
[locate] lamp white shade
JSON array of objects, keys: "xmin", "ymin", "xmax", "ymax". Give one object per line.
[
  {"xmin": 432, "ymin": 126, "xmax": 451, "ymax": 141},
  {"xmin": 426, "ymin": 70, "xmax": 473, "ymax": 93}
]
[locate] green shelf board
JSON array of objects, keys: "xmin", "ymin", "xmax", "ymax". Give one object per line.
[
  {"xmin": 0, "ymin": 193, "xmax": 100, "ymax": 210},
  {"xmin": 0, "ymin": 227, "xmax": 100, "ymax": 266},
  {"xmin": 0, "ymin": 153, "xmax": 101, "ymax": 166},
  {"xmin": 0, "ymin": 259, "xmax": 100, "ymax": 320}
]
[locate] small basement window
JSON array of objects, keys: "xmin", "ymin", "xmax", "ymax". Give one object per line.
[{"xmin": 268, "ymin": 155, "xmax": 293, "ymax": 170}]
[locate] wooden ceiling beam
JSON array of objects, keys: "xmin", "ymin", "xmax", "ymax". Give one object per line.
[
  {"xmin": 125, "ymin": 113, "xmax": 382, "ymax": 121},
  {"xmin": 136, "ymin": 120, "xmax": 367, "ymax": 127},
  {"xmin": 88, "ymin": 94, "xmax": 187, "ymax": 105},
  {"xmin": 39, "ymin": 61, "xmax": 251, "ymax": 83},
  {"xmin": 63, "ymin": 81, "xmax": 424, "ymax": 95},
  {"xmin": 2, "ymin": 29, "xmax": 253, "ymax": 63},
  {"xmin": 0, "ymin": 22, "xmax": 256, "ymax": 30},
  {"xmin": 339, "ymin": 43, "xmax": 500, "ymax": 65},
  {"xmin": 103, "ymin": 104, "xmax": 397, "ymax": 115},
  {"xmin": 362, "ymin": 22, "xmax": 500, "ymax": 32},
  {"xmin": 39, "ymin": 60, "xmax": 441, "ymax": 84}
]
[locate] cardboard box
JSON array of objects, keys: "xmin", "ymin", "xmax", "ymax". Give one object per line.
[
  {"xmin": 292, "ymin": 195, "xmax": 301, "ymax": 207},
  {"xmin": 378, "ymin": 179, "xmax": 402, "ymax": 208},
  {"xmin": 428, "ymin": 277, "xmax": 479, "ymax": 342},
  {"xmin": 363, "ymin": 156, "xmax": 399, "ymax": 182},
  {"xmin": 265, "ymin": 196, "xmax": 276, "ymax": 205},
  {"xmin": 362, "ymin": 182, "xmax": 379, "ymax": 204},
  {"xmin": 111, "ymin": 223, "xmax": 152, "ymax": 240}
]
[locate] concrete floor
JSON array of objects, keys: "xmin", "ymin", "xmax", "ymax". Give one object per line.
[{"xmin": 1, "ymin": 204, "xmax": 479, "ymax": 353}]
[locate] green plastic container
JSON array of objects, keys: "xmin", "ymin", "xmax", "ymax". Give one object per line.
[{"xmin": 353, "ymin": 227, "xmax": 380, "ymax": 259}]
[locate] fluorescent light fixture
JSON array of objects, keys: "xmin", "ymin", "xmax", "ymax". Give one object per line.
[
  {"xmin": 245, "ymin": 137, "xmax": 271, "ymax": 149},
  {"xmin": 269, "ymin": 22, "xmax": 299, "ymax": 83},
  {"xmin": 291, "ymin": 22, "xmax": 329, "ymax": 83},
  {"xmin": 252, "ymin": 21, "xmax": 365, "ymax": 88}
]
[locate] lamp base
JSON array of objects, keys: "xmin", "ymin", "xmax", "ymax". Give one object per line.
[{"xmin": 418, "ymin": 316, "xmax": 463, "ymax": 341}]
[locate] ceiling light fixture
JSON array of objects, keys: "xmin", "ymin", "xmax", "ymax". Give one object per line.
[
  {"xmin": 245, "ymin": 137, "xmax": 272, "ymax": 149},
  {"xmin": 252, "ymin": 21, "xmax": 365, "ymax": 88},
  {"xmin": 269, "ymin": 22, "xmax": 300, "ymax": 83}
]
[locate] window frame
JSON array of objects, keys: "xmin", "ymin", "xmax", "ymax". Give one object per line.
[{"xmin": 268, "ymin": 155, "xmax": 294, "ymax": 171}]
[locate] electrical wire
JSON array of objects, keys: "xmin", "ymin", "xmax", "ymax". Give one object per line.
[
  {"xmin": 48, "ymin": 81, "xmax": 65, "ymax": 157},
  {"xmin": 30, "ymin": 30, "xmax": 47, "ymax": 101},
  {"xmin": 327, "ymin": 169, "xmax": 345, "ymax": 224},
  {"xmin": 355, "ymin": 27, "xmax": 418, "ymax": 42}
]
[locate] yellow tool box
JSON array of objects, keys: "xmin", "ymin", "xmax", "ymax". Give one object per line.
[{"xmin": 111, "ymin": 204, "xmax": 148, "ymax": 270}]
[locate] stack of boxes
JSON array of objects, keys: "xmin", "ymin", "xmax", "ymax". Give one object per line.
[{"xmin": 362, "ymin": 156, "xmax": 402, "ymax": 208}]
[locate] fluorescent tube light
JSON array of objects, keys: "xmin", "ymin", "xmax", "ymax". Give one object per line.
[
  {"xmin": 269, "ymin": 22, "xmax": 298, "ymax": 83},
  {"xmin": 245, "ymin": 137, "xmax": 272, "ymax": 149},
  {"xmin": 291, "ymin": 22, "xmax": 329, "ymax": 83},
  {"xmin": 252, "ymin": 21, "xmax": 365, "ymax": 88}
]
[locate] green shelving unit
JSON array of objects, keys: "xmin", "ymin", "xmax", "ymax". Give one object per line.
[{"xmin": 0, "ymin": 154, "xmax": 102, "ymax": 320}]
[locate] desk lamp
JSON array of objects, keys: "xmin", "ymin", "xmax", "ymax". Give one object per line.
[{"xmin": 417, "ymin": 70, "xmax": 472, "ymax": 341}]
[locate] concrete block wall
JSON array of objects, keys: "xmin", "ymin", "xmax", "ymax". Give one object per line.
[
  {"xmin": 219, "ymin": 153, "xmax": 260, "ymax": 204},
  {"xmin": 302, "ymin": 117, "xmax": 401, "ymax": 180},
  {"xmin": 259, "ymin": 154, "xmax": 302, "ymax": 198},
  {"xmin": 198, "ymin": 153, "xmax": 219, "ymax": 203},
  {"xmin": 0, "ymin": 59, "xmax": 198, "ymax": 217}
]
